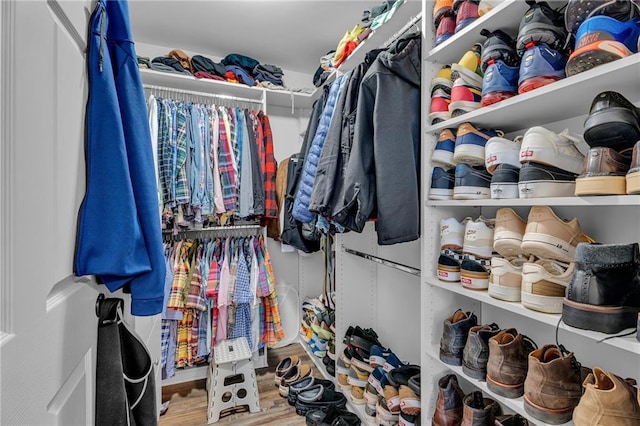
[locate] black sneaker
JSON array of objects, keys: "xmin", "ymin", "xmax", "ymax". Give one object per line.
[
  {"xmin": 517, "ymin": 0, "xmax": 567, "ymax": 54},
  {"xmin": 305, "ymin": 405, "xmax": 360, "ymax": 426},
  {"xmin": 518, "ymin": 161, "xmax": 578, "ymax": 198},
  {"xmin": 454, "ymin": 163, "xmax": 492, "ymax": 200},
  {"xmin": 583, "ymin": 91, "xmax": 640, "ymax": 151},
  {"xmin": 565, "ymin": 0, "xmax": 640, "ymax": 36},
  {"xmin": 480, "ymin": 29, "xmax": 519, "ymax": 71},
  {"xmin": 491, "ymin": 164, "xmax": 520, "ymax": 199},
  {"xmin": 429, "ymin": 167, "xmax": 456, "ymax": 200}
]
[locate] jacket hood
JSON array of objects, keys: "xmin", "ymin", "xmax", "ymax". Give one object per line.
[{"xmin": 378, "ymin": 31, "xmax": 421, "ymax": 87}]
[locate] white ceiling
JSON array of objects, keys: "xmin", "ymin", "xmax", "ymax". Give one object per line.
[{"xmin": 128, "ymin": 0, "xmax": 389, "ymax": 75}]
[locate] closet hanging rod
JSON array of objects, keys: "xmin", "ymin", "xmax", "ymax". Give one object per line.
[
  {"xmin": 163, "ymin": 224, "xmax": 263, "ymax": 233},
  {"xmin": 342, "ymin": 246, "xmax": 421, "ymax": 277},
  {"xmin": 381, "ymin": 11, "xmax": 423, "ymax": 49},
  {"xmin": 143, "ymin": 84, "xmax": 264, "ymax": 105}
]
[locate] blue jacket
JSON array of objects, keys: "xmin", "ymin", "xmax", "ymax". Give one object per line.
[
  {"xmin": 75, "ymin": 0, "xmax": 165, "ymax": 316},
  {"xmin": 292, "ymin": 74, "xmax": 347, "ymax": 223}
]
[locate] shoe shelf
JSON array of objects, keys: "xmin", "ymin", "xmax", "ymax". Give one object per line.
[
  {"xmin": 425, "ymin": 195, "xmax": 640, "ymax": 207},
  {"xmin": 297, "ymin": 335, "xmax": 335, "ymax": 384},
  {"xmin": 424, "ymin": 346, "xmax": 573, "ymax": 426},
  {"xmin": 338, "ymin": 389, "xmax": 375, "ymax": 426},
  {"xmin": 425, "ymin": 0, "xmax": 529, "ymax": 65},
  {"xmin": 424, "ymin": 54, "xmax": 640, "ymax": 134},
  {"xmin": 425, "ymin": 276, "xmax": 640, "ymax": 355}
]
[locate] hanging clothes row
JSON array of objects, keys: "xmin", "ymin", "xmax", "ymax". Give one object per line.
[
  {"xmin": 147, "ymin": 93, "xmax": 278, "ymax": 232},
  {"xmin": 281, "ymin": 30, "xmax": 422, "ymax": 249},
  {"xmin": 160, "ymin": 234, "xmax": 283, "ymax": 379}
]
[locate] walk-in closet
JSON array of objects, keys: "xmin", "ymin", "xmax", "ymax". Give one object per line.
[{"xmin": 1, "ymin": 1, "xmax": 639, "ymax": 425}]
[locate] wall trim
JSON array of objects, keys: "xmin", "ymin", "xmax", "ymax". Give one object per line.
[{"xmin": 0, "ymin": 0, "xmax": 14, "ymax": 335}]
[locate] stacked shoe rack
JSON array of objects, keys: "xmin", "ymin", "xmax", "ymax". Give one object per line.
[{"xmin": 421, "ymin": 1, "xmax": 640, "ymax": 425}]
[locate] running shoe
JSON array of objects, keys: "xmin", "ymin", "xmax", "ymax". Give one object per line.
[
  {"xmin": 518, "ymin": 42, "xmax": 567, "ymax": 94},
  {"xmin": 449, "ymin": 78, "xmax": 482, "ymax": 117},
  {"xmin": 430, "ymin": 88, "xmax": 452, "ymax": 124},
  {"xmin": 517, "ymin": 0, "xmax": 567, "ymax": 54},
  {"xmin": 434, "ymin": 0, "xmax": 454, "ymax": 26},
  {"xmin": 480, "ymin": 29, "xmax": 519, "ymax": 71},
  {"xmin": 436, "ymin": 11, "xmax": 457, "ymax": 46},
  {"xmin": 481, "ymin": 60, "xmax": 519, "ymax": 106},
  {"xmin": 566, "ymin": 15, "xmax": 640, "ymax": 77},
  {"xmin": 456, "ymin": 0, "xmax": 480, "ymax": 33},
  {"xmin": 451, "ymin": 43, "xmax": 484, "ymax": 86},
  {"xmin": 565, "ymin": 0, "xmax": 640, "ymax": 38}
]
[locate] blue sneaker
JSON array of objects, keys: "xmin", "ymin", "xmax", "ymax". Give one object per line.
[
  {"xmin": 453, "ymin": 122, "xmax": 500, "ymax": 166},
  {"xmin": 566, "ymin": 16, "xmax": 640, "ymax": 77},
  {"xmin": 481, "ymin": 60, "xmax": 519, "ymax": 106},
  {"xmin": 369, "ymin": 345, "xmax": 391, "ymax": 368},
  {"xmin": 367, "ymin": 366, "xmax": 388, "ymax": 395},
  {"xmin": 432, "ymin": 129, "xmax": 457, "ymax": 168},
  {"xmin": 518, "ymin": 42, "xmax": 567, "ymax": 94},
  {"xmin": 383, "ymin": 351, "xmax": 405, "ymax": 372},
  {"xmin": 429, "ymin": 167, "xmax": 455, "ymax": 200},
  {"xmin": 454, "ymin": 164, "xmax": 492, "ymax": 200}
]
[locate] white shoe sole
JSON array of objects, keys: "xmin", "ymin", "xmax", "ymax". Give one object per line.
[
  {"xmin": 453, "ymin": 143, "xmax": 485, "ymax": 166},
  {"xmin": 461, "ymin": 273, "xmax": 489, "ymax": 290},
  {"xmin": 429, "ymin": 188, "xmax": 453, "ymax": 200},
  {"xmin": 432, "ymin": 150, "xmax": 456, "ymax": 168},
  {"xmin": 521, "ymin": 291, "xmax": 563, "ymax": 314},
  {"xmin": 493, "ymin": 232, "xmax": 524, "ymax": 257},
  {"xmin": 449, "ymin": 100, "xmax": 481, "ymax": 116},
  {"xmin": 491, "ymin": 182, "xmax": 519, "ymax": 199},
  {"xmin": 518, "ymin": 181, "xmax": 576, "ymax": 198},
  {"xmin": 453, "ymin": 186, "xmax": 491, "ymax": 199},
  {"xmin": 429, "ymin": 110, "xmax": 451, "ymax": 124},
  {"xmin": 521, "ymin": 233, "xmax": 576, "ymax": 262},
  {"xmin": 488, "ymin": 282, "xmax": 521, "ymax": 302},
  {"xmin": 437, "ymin": 268, "xmax": 460, "ymax": 282}
]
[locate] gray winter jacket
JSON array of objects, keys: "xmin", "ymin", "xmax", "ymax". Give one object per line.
[{"xmin": 333, "ymin": 32, "xmax": 421, "ymax": 245}]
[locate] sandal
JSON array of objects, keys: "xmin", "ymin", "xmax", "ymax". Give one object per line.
[{"xmin": 275, "ymin": 355, "xmax": 300, "ymax": 387}]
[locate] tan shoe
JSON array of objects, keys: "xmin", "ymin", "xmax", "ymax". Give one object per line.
[
  {"xmin": 488, "ymin": 256, "xmax": 527, "ymax": 302},
  {"xmin": 493, "ymin": 208, "xmax": 527, "ymax": 258},
  {"xmin": 573, "ymin": 368, "xmax": 640, "ymax": 426},
  {"xmin": 626, "ymin": 141, "xmax": 640, "ymax": 194},
  {"xmin": 486, "ymin": 329, "xmax": 537, "ymax": 399},
  {"xmin": 521, "ymin": 206, "xmax": 595, "ymax": 262},
  {"xmin": 274, "ymin": 355, "xmax": 300, "ymax": 387},
  {"xmin": 523, "ymin": 345, "xmax": 584, "ymax": 424},
  {"xmin": 521, "ymin": 258, "xmax": 575, "ymax": 314}
]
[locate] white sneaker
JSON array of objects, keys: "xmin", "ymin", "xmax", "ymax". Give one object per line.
[
  {"xmin": 440, "ymin": 217, "xmax": 471, "ymax": 250},
  {"xmin": 485, "ymin": 135, "xmax": 522, "ymax": 174},
  {"xmin": 463, "ymin": 217, "xmax": 495, "ymax": 259},
  {"xmin": 521, "ymin": 258, "xmax": 575, "ymax": 314},
  {"xmin": 519, "ymin": 127, "xmax": 586, "ymax": 174},
  {"xmin": 493, "ymin": 208, "xmax": 527, "ymax": 258},
  {"xmin": 488, "ymin": 256, "xmax": 528, "ymax": 302}
]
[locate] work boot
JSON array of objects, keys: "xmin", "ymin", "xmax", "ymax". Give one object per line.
[
  {"xmin": 440, "ymin": 309, "xmax": 478, "ymax": 366},
  {"xmin": 461, "ymin": 391, "xmax": 502, "ymax": 426},
  {"xmin": 563, "ymin": 242, "xmax": 640, "ymax": 334},
  {"xmin": 486, "ymin": 328, "xmax": 537, "ymax": 398},
  {"xmin": 462, "ymin": 323, "xmax": 500, "ymax": 380},
  {"xmin": 523, "ymin": 344, "xmax": 586, "ymax": 424},
  {"xmin": 573, "ymin": 367, "xmax": 640, "ymax": 426},
  {"xmin": 432, "ymin": 374, "xmax": 465, "ymax": 426}
]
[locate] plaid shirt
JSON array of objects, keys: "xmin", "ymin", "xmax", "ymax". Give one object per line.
[
  {"xmin": 259, "ymin": 112, "xmax": 278, "ymax": 218},
  {"xmin": 176, "ymin": 308, "xmax": 192, "ymax": 368},
  {"xmin": 167, "ymin": 240, "xmax": 194, "ymax": 309},
  {"xmin": 186, "ymin": 245, "xmax": 207, "ymax": 311},
  {"xmin": 157, "ymin": 99, "xmax": 174, "ymax": 207},
  {"xmin": 208, "ymin": 108, "xmax": 225, "ymax": 214},
  {"xmin": 217, "ymin": 107, "xmax": 237, "ymax": 212},
  {"xmin": 175, "ymin": 103, "xmax": 190, "ymax": 205},
  {"xmin": 229, "ymin": 251, "xmax": 253, "ymax": 348}
]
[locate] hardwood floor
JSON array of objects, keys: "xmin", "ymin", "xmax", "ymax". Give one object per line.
[{"xmin": 160, "ymin": 343, "xmax": 313, "ymax": 425}]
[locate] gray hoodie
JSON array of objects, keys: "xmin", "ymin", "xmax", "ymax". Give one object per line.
[{"xmin": 332, "ymin": 31, "xmax": 421, "ymax": 245}]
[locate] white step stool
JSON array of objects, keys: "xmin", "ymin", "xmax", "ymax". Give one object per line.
[{"xmin": 207, "ymin": 337, "xmax": 261, "ymax": 423}]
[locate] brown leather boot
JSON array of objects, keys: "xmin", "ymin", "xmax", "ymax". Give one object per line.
[
  {"xmin": 575, "ymin": 146, "xmax": 632, "ymax": 195},
  {"xmin": 523, "ymin": 345, "xmax": 585, "ymax": 424},
  {"xmin": 440, "ymin": 309, "xmax": 478, "ymax": 366},
  {"xmin": 573, "ymin": 368, "xmax": 640, "ymax": 425},
  {"xmin": 486, "ymin": 328, "xmax": 537, "ymax": 398},
  {"xmin": 432, "ymin": 374, "xmax": 465, "ymax": 426},
  {"xmin": 461, "ymin": 391, "xmax": 501, "ymax": 426},
  {"xmin": 494, "ymin": 414, "xmax": 529, "ymax": 425}
]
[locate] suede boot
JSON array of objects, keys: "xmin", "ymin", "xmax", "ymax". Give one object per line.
[
  {"xmin": 486, "ymin": 328, "xmax": 537, "ymax": 398},
  {"xmin": 432, "ymin": 374, "xmax": 465, "ymax": 426},
  {"xmin": 523, "ymin": 345, "xmax": 586, "ymax": 424},
  {"xmin": 573, "ymin": 367, "xmax": 640, "ymax": 426},
  {"xmin": 440, "ymin": 309, "xmax": 478, "ymax": 366},
  {"xmin": 461, "ymin": 391, "xmax": 502, "ymax": 426},
  {"xmin": 563, "ymin": 242, "xmax": 640, "ymax": 334},
  {"xmin": 462, "ymin": 323, "xmax": 500, "ymax": 380}
]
